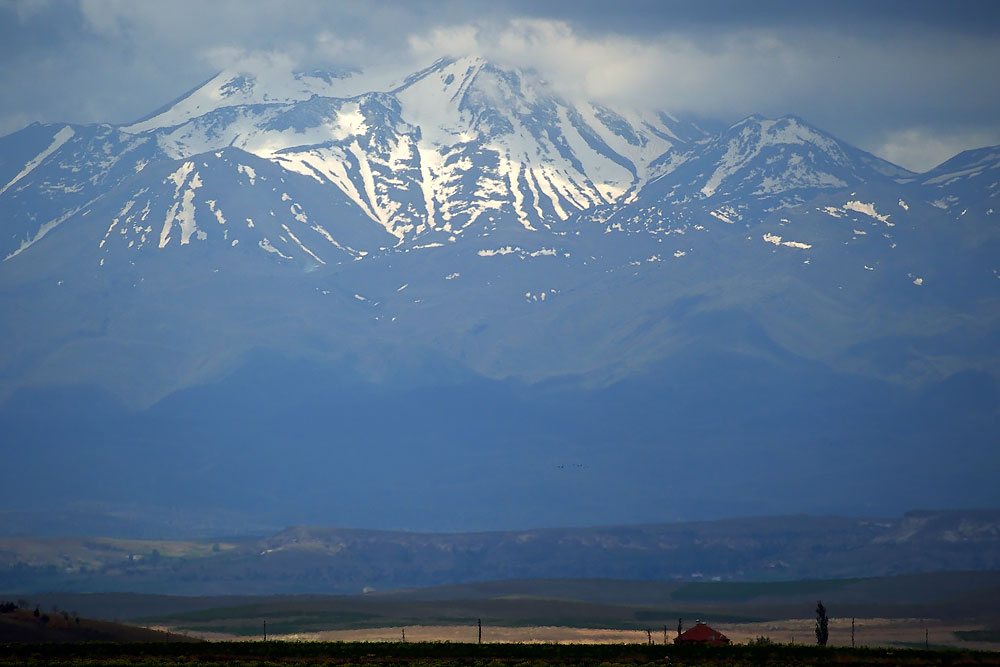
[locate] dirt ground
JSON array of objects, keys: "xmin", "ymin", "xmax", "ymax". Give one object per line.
[{"xmin": 160, "ymin": 618, "xmax": 1000, "ymax": 651}]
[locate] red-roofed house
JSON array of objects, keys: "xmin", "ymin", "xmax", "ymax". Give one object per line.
[{"xmin": 675, "ymin": 621, "xmax": 731, "ymax": 645}]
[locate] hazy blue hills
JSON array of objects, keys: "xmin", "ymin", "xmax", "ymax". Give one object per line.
[{"xmin": 0, "ymin": 510, "xmax": 998, "ymax": 596}]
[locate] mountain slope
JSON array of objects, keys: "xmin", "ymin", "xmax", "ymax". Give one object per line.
[{"xmin": 0, "ymin": 56, "xmax": 997, "ymax": 531}]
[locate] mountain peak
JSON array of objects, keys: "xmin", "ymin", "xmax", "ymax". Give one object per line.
[
  {"xmin": 121, "ymin": 60, "xmax": 401, "ymax": 134},
  {"xmin": 727, "ymin": 114, "xmax": 837, "ymax": 150},
  {"xmin": 394, "ymin": 54, "xmax": 547, "ymax": 111}
]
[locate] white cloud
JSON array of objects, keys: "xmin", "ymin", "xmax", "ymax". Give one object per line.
[
  {"xmin": 201, "ymin": 47, "xmax": 297, "ymax": 75},
  {"xmin": 874, "ymin": 127, "xmax": 1000, "ymax": 172},
  {"xmin": 408, "ymin": 25, "xmax": 482, "ymax": 61},
  {"xmin": 402, "ymin": 18, "xmax": 1000, "ymax": 167},
  {"xmin": 403, "ymin": 18, "xmax": 1000, "ymax": 128},
  {"xmin": 314, "ymin": 32, "xmax": 367, "ymax": 61},
  {"xmin": 1, "ymin": 4, "xmax": 999, "ymax": 171},
  {"xmin": 407, "ymin": 19, "xmax": 671, "ymax": 104}
]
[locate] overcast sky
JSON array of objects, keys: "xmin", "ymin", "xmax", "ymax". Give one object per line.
[{"xmin": 2, "ymin": 0, "xmax": 999, "ymax": 171}]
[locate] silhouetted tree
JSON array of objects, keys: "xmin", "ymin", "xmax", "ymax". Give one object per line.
[{"xmin": 815, "ymin": 601, "xmax": 829, "ymax": 646}]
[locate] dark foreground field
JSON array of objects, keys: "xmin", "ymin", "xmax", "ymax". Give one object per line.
[
  {"xmin": 2, "ymin": 640, "xmax": 999, "ymax": 667},
  {"xmin": 0, "ymin": 607, "xmax": 195, "ymax": 644},
  {"xmin": 8, "ymin": 571, "xmax": 1000, "ymax": 650}
]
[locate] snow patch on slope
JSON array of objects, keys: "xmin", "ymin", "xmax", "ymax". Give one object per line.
[
  {"xmin": 1, "ymin": 126, "xmax": 75, "ymax": 196},
  {"xmin": 159, "ymin": 165, "xmax": 203, "ymax": 247},
  {"xmin": 763, "ymin": 232, "xmax": 812, "ymax": 249},
  {"xmin": 478, "ymin": 246, "xmax": 558, "ymax": 258},
  {"xmin": 844, "ymin": 200, "xmax": 892, "ymax": 225}
]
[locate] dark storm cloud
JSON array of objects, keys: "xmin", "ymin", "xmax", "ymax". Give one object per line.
[
  {"xmin": 504, "ymin": 0, "xmax": 1000, "ymax": 38},
  {"xmin": 1, "ymin": 0, "xmax": 998, "ymax": 170}
]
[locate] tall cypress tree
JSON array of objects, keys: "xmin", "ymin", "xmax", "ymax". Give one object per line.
[{"xmin": 815, "ymin": 601, "xmax": 829, "ymax": 646}]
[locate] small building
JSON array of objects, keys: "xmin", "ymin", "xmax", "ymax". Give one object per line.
[{"xmin": 675, "ymin": 621, "xmax": 731, "ymax": 645}]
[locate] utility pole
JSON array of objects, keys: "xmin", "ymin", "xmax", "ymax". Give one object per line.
[
  {"xmin": 925, "ymin": 627, "xmax": 929, "ymax": 649},
  {"xmin": 263, "ymin": 619, "xmax": 267, "ymax": 642},
  {"xmin": 402, "ymin": 627, "xmax": 406, "ymax": 642},
  {"xmin": 851, "ymin": 617, "xmax": 855, "ymax": 648},
  {"xmin": 478, "ymin": 618, "xmax": 482, "ymax": 644},
  {"xmin": 663, "ymin": 625, "xmax": 667, "ymax": 644}
]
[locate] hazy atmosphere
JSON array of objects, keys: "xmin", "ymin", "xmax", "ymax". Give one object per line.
[{"xmin": 1, "ymin": 1, "xmax": 1000, "ymax": 657}]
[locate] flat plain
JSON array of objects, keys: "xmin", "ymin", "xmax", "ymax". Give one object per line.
[{"xmin": 159, "ymin": 618, "xmax": 999, "ymax": 652}]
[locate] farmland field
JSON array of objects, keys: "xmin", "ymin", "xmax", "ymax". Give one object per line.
[{"xmin": 156, "ymin": 618, "xmax": 1000, "ymax": 652}]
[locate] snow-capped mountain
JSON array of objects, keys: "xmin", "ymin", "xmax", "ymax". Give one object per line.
[
  {"xmin": 644, "ymin": 114, "xmax": 912, "ymax": 209},
  {"xmin": 0, "ymin": 56, "xmax": 998, "ymax": 531},
  {"xmin": 919, "ymin": 145, "xmax": 1000, "ymax": 219},
  {"xmin": 2, "ymin": 56, "xmax": 713, "ymax": 266}
]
